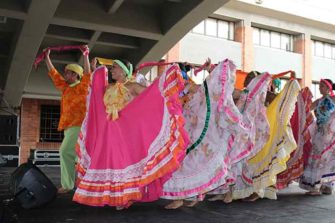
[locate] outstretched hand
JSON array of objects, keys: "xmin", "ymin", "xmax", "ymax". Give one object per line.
[
  {"xmin": 43, "ymin": 48, "xmax": 54, "ymax": 71},
  {"xmin": 80, "ymin": 45, "xmax": 89, "ymax": 56},
  {"xmin": 204, "ymin": 57, "xmax": 211, "ymax": 72},
  {"xmin": 43, "ymin": 48, "xmax": 50, "ymax": 58}
]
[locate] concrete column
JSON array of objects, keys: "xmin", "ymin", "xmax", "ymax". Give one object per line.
[
  {"xmin": 235, "ymin": 21, "xmax": 254, "ymax": 72},
  {"xmin": 294, "ymin": 34, "xmax": 312, "ymax": 88},
  {"xmin": 4, "ymin": 0, "xmax": 61, "ymax": 107}
]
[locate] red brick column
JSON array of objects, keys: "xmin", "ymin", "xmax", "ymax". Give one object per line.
[
  {"xmin": 166, "ymin": 42, "xmax": 180, "ymax": 63},
  {"xmin": 235, "ymin": 21, "xmax": 254, "ymax": 72},
  {"xmin": 20, "ymin": 99, "xmax": 39, "ymax": 164},
  {"xmin": 20, "ymin": 98, "xmax": 61, "ymax": 164},
  {"xmin": 157, "ymin": 43, "xmax": 180, "ymax": 78},
  {"xmin": 294, "ymin": 34, "xmax": 312, "ymax": 88}
]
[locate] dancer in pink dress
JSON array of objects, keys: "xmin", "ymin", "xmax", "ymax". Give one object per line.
[{"xmin": 74, "ymin": 62, "xmax": 189, "ymax": 208}]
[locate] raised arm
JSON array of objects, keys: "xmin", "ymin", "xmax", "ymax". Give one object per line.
[
  {"xmin": 44, "ymin": 48, "xmax": 55, "ymax": 71},
  {"xmin": 44, "ymin": 48, "xmax": 67, "ymax": 91},
  {"xmin": 204, "ymin": 57, "xmax": 212, "ymax": 73},
  {"xmin": 128, "ymin": 82, "xmax": 146, "ymax": 96},
  {"xmin": 80, "ymin": 45, "xmax": 91, "ymax": 74}
]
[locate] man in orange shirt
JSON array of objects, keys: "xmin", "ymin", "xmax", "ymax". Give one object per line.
[{"xmin": 44, "ymin": 45, "xmax": 91, "ymax": 193}]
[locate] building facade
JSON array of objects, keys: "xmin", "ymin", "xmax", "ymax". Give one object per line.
[
  {"xmin": 12, "ymin": 0, "xmax": 335, "ymax": 164},
  {"xmin": 164, "ymin": 0, "xmax": 335, "ymax": 99}
]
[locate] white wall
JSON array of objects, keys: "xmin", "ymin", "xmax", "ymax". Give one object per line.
[
  {"xmin": 312, "ymin": 57, "xmax": 335, "ymax": 81},
  {"xmin": 179, "ymin": 33, "xmax": 242, "ymax": 68},
  {"xmin": 236, "ymin": 0, "xmax": 335, "ymax": 27},
  {"xmin": 254, "ymin": 46, "xmax": 302, "ymax": 78}
]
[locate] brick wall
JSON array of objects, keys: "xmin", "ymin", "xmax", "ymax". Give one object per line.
[{"xmin": 20, "ymin": 98, "xmax": 61, "ymax": 164}]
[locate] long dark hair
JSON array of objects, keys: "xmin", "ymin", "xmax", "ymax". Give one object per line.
[
  {"xmin": 244, "ymin": 71, "xmax": 261, "ymax": 88},
  {"xmin": 107, "ymin": 59, "xmax": 133, "ymax": 84},
  {"xmin": 119, "ymin": 59, "xmax": 132, "ymax": 71},
  {"xmin": 323, "ymin": 79, "xmax": 335, "ymax": 90}
]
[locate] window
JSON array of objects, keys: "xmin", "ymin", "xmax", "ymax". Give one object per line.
[
  {"xmin": 218, "ymin": 20, "xmax": 229, "ymax": 39},
  {"xmin": 313, "ymin": 40, "xmax": 335, "ymax": 60},
  {"xmin": 40, "ymin": 105, "xmax": 63, "ymax": 142},
  {"xmin": 314, "ymin": 41, "xmax": 324, "ymax": 57},
  {"xmin": 253, "ymin": 28, "xmax": 260, "ymax": 45},
  {"xmin": 205, "ymin": 18, "xmax": 217, "ymax": 36},
  {"xmin": 192, "ymin": 18, "xmax": 234, "ymax": 40},
  {"xmin": 260, "ymin": 29, "xmax": 270, "ymax": 47},
  {"xmin": 271, "ymin": 32, "xmax": 281, "ymax": 49},
  {"xmin": 228, "ymin": 22, "xmax": 234, "ymax": 40},
  {"xmin": 253, "ymin": 27, "xmax": 294, "ymax": 52},
  {"xmin": 192, "ymin": 21, "xmax": 205, "ymax": 34},
  {"xmin": 281, "ymin": 34, "xmax": 292, "ymax": 51},
  {"xmin": 324, "ymin": 43, "xmax": 332, "ymax": 58}
]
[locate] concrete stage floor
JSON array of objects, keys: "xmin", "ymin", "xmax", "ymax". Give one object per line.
[{"xmin": 1, "ymin": 167, "xmax": 334, "ymax": 223}]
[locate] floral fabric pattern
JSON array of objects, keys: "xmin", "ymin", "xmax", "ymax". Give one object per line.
[
  {"xmin": 300, "ymin": 96, "xmax": 335, "ymax": 190},
  {"xmin": 162, "ymin": 60, "xmax": 239, "ymax": 200},
  {"xmin": 48, "ymin": 68, "xmax": 90, "ymax": 130}
]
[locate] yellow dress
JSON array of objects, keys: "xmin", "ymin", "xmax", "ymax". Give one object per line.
[
  {"xmin": 103, "ymin": 81, "xmax": 133, "ymax": 120},
  {"xmin": 247, "ymin": 80, "xmax": 300, "ymax": 198}
]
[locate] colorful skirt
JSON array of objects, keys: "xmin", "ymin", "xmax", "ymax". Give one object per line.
[
  {"xmin": 162, "ymin": 59, "xmax": 240, "ymax": 200},
  {"xmin": 276, "ymin": 88, "xmax": 313, "ymax": 189},
  {"xmin": 73, "ymin": 65, "xmax": 189, "ymax": 207},
  {"xmin": 239, "ymin": 80, "xmax": 300, "ymax": 198},
  {"xmin": 227, "ymin": 73, "xmax": 272, "ymax": 199},
  {"xmin": 300, "ymin": 104, "xmax": 335, "ymax": 190}
]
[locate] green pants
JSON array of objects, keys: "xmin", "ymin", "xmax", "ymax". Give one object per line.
[{"xmin": 59, "ymin": 126, "xmax": 80, "ymax": 190}]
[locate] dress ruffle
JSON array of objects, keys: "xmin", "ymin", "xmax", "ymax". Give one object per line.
[{"xmin": 74, "ymin": 65, "xmax": 189, "ymax": 207}]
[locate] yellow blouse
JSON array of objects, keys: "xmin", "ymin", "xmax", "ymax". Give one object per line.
[{"xmin": 103, "ymin": 81, "xmax": 133, "ymax": 120}]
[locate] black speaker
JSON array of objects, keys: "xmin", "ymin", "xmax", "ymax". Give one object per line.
[
  {"xmin": 0, "ymin": 115, "xmax": 17, "ymax": 145},
  {"xmin": 9, "ymin": 162, "xmax": 57, "ymax": 209},
  {"xmin": 0, "ymin": 146, "xmax": 19, "ymax": 167},
  {"xmin": 0, "ymin": 153, "xmax": 6, "ymax": 167}
]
